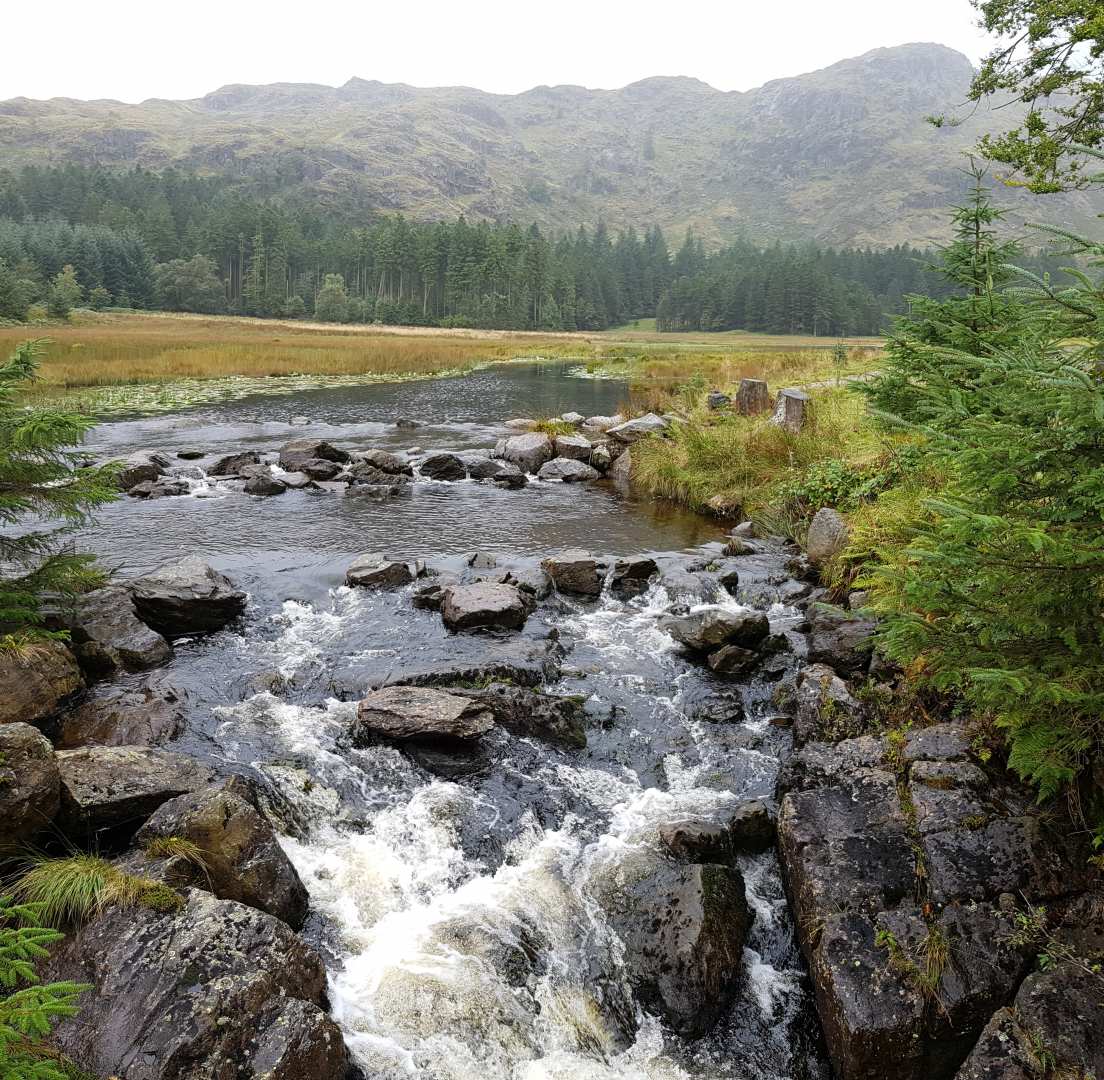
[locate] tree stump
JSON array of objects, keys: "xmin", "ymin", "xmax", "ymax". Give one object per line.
[
  {"xmin": 736, "ymin": 379, "xmax": 771, "ymax": 415},
  {"xmin": 770, "ymin": 388, "xmax": 811, "ymax": 434}
]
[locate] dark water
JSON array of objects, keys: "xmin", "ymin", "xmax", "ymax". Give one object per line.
[{"xmin": 78, "ymin": 361, "xmax": 827, "ymax": 1080}]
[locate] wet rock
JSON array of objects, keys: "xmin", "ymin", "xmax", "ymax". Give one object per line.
[
  {"xmin": 395, "ymin": 416, "xmax": 422, "ymax": 429},
  {"xmin": 610, "ymin": 862, "xmax": 752, "ymax": 1037},
  {"xmin": 806, "ymin": 507, "xmax": 850, "ymax": 568},
  {"xmin": 538, "ymin": 457, "xmax": 600, "ymax": 482},
  {"xmin": 279, "ymin": 470, "xmax": 312, "ymax": 488},
  {"xmin": 47, "ymin": 890, "xmax": 347, "ymax": 1080},
  {"xmin": 128, "ymin": 556, "xmax": 246, "ymax": 638},
  {"xmin": 493, "ymin": 465, "xmax": 528, "ymax": 488},
  {"xmin": 689, "ymin": 691, "xmax": 746, "ymax": 724},
  {"xmin": 659, "ymin": 800, "xmax": 775, "ymax": 861},
  {"xmin": 356, "ymin": 448, "xmax": 413, "ymax": 475},
  {"xmin": 499, "ymin": 432, "xmax": 554, "ymax": 473},
  {"xmin": 706, "ymin": 644, "xmax": 762, "ymax": 677},
  {"xmin": 790, "ymin": 662, "xmax": 868, "ymax": 746},
  {"xmin": 0, "ymin": 639, "xmax": 83, "ymax": 727},
  {"xmin": 541, "ymin": 549, "xmax": 604, "ymax": 596},
  {"xmin": 661, "ymin": 607, "xmax": 770, "ymax": 653},
  {"xmin": 353, "ymin": 686, "xmax": 495, "ymax": 745},
  {"xmin": 297, "ymin": 457, "xmax": 343, "ymax": 480},
  {"xmin": 55, "ymin": 745, "xmax": 219, "ymax": 843},
  {"xmin": 345, "ymin": 553, "xmax": 414, "ymax": 589},
  {"xmin": 658, "ymin": 566, "xmax": 720, "ymax": 603},
  {"xmin": 553, "ymin": 433, "xmax": 593, "ymax": 462},
  {"xmin": 176, "ymin": 449, "xmax": 205, "ymax": 460},
  {"xmin": 412, "ymin": 582, "xmax": 447, "ymax": 611},
  {"xmin": 610, "ymin": 555, "xmax": 658, "ymax": 598},
  {"xmin": 608, "ymin": 413, "xmax": 669, "ymax": 443},
  {"xmin": 56, "ymin": 677, "xmax": 185, "ymax": 748},
  {"xmin": 503, "ymin": 565, "xmax": 552, "ymax": 599},
  {"xmin": 467, "ymin": 457, "xmax": 514, "ymax": 481},
  {"xmin": 278, "ymin": 438, "xmax": 349, "ymax": 470},
  {"xmin": 345, "ymin": 482, "xmax": 404, "ymax": 499},
  {"xmin": 137, "ymin": 781, "xmax": 309, "ymax": 929},
  {"xmin": 244, "ymin": 473, "xmax": 287, "ymax": 495},
  {"xmin": 128, "ymin": 477, "xmax": 189, "ymax": 499},
  {"xmin": 116, "ymin": 451, "xmax": 168, "ymax": 490},
  {"xmin": 457, "ymin": 683, "xmax": 586, "ymax": 748},
  {"xmin": 208, "ymin": 450, "xmax": 261, "ymax": 477},
  {"xmin": 68, "ymin": 585, "xmax": 172, "ymax": 674},
  {"xmin": 807, "ymin": 603, "xmax": 877, "ymax": 675},
  {"xmin": 909, "ymin": 761, "xmax": 990, "ymax": 836},
  {"xmin": 0, "ymin": 722, "xmax": 60, "ymax": 851},
  {"xmin": 419, "ymin": 452, "xmax": 468, "ymax": 481},
  {"xmin": 608, "ymin": 446, "xmax": 632, "ymax": 484},
  {"xmin": 441, "ymin": 582, "xmax": 529, "ymax": 632}
]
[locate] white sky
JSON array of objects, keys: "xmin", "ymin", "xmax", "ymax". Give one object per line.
[{"xmin": 4, "ymin": 0, "xmax": 995, "ymax": 102}]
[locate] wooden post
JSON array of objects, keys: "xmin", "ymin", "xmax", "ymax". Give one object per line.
[
  {"xmin": 737, "ymin": 378, "xmax": 771, "ymax": 415},
  {"xmin": 771, "ymin": 388, "xmax": 811, "ymax": 434}
]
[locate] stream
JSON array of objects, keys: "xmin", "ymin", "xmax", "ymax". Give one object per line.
[{"xmin": 78, "ymin": 361, "xmax": 829, "ymax": 1079}]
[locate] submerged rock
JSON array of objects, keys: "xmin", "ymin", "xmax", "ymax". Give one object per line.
[
  {"xmin": 46, "ymin": 890, "xmax": 347, "ymax": 1080},
  {"xmin": 356, "ymin": 448, "xmax": 413, "ymax": 475},
  {"xmin": 345, "ymin": 553, "xmax": 414, "ymax": 589},
  {"xmin": 0, "ymin": 639, "xmax": 83, "ymax": 727},
  {"xmin": 0, "ymin": 722, "xmax": 60, "ymax": 851},
  {"xmin": 128, "ymin": 557, "xmax": 246, "ymax": 638},
  {"xmin": 658, "ymin": 800, "xmax": 775, "ymax": 861},
  {"xmin": 553, "ymin": 433, "xmax": 593, "ymax": 461},
  {"xmin": 441, "ymin": 582, "xmax": 530, "ymax": 632},
  {"xmin": 354, "ymin": 686, "xmax": 495, "ymax": 745}
]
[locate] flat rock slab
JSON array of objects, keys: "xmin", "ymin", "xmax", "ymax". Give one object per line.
[
  {"xmin": 127, "ymin": 556, "xmax": 246, "ymax": 638},
  {"xmin": 56, "ymin": 745, "xmax": 219, "ymax": 842},
  {"xmin": 441, "ymin": 582, "xmax": 529, "ymax": 632},
  {"xmin": 354, "ymin": 686, "xmax": 495, "ymax": 744},
  {"xmin": 345, "ymin": 553, "xmax": 414, "ymax": 589},
  {"xmin": 0, "ymin": 639, "xmax": 83, "ymax": 727},
  {"xmin": 0, "ymin": 722, "xmax": 60, "ymax": 850},
  {"xmin": 553, "ymin": 433, "xmax": 593, "ymax": 461},
  {"xmin": 47, "ymin": 891, "xmax": 347, "ymax": 1080},
  {"xmin": 70, "ymin": 585, "xmax": 172, "ymax": 672}
]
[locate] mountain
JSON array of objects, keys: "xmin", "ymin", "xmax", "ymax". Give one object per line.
[{"xmin": 1, "ymin": 44, "xmax": 1099, "ymax": 246}]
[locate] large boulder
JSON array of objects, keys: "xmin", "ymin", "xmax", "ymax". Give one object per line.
[
  {"xmin": 243, "ymin": 473, "xmax": 287, "ymax": 495},
  {"xmin": 115, "ymin": 451, "xmax": 169, "ymax": 490},
  {"xmin": 136, "ymin": 782, "xmax": 309, "ymax": 929},
  {"xmin": 553, "ymin": 433, "xmax": 593, "ymax": 462},
  {"xmin": 68, "ymin": 585, "xmax": 172, "ymax": 674},
  {"xmin": 345, "ymin": 553, "xmax": 414, "ymax": 589},
  {"xmin": 608, "ymin": 447, "xmax": 632, "ymax": 485},
  {"xmin": 278, "ymin": 438, "xmax": 349, "ymax": 470},
  {"xmin": 806, "ymin": 507, "xmax": 850, "ymax": 568},
  {"xmin": 419, "ymin": 452, "xmax": 467, "ymax": 481},
  {"xmin": 127, "ymin": 557, "xmax": 246, "ymax": 639},
  {"xmin": 55, "ymin": 746, "xmax": 219, "ymax": 843},
  {"xmin": 607, "ymin": 413, "xmax": 668, "ymax": 443},
  {"xmin": 353, "ymin": 686, "xmax": 495, "ymax": 745},
  {"xmin": 0, "ymin": 640, "xmax": 83, "ymax": 727},
  {"xmin": 456, "ymin": 683, "xmax": 586, "ymax": 748},
  {"xmin": 661, "ymin": 607, "xmax": 770, "ymax": 653},
  {"xmin": 0, "ymin": 722, "xmax": 60, "ymax": 851},
  {"xmin": 47, "ymin": 891, "xmax": 347, "ymax": 1080},
  {"xmin": 441, "ymin": 582, "xmax": 529, "ymax": 632},
  {"xmin": 498, "ymin": 432, "xmax": 554, "ymax": 473},
  {"xmin": 807, "ymin": 603, "xmax": 877, "ymax": 675},
  {"xmin": 537, "ymin": 457, "xmax": 600, "ymax": 482},
  {"xmin": 466, "ymin": 457, "xmax": 515, "ymax": 481},
  {"xmin": 609, "ymin": 862, "xmax": 752, "ymax": 1037},
  {"xmin": 56, "ymin": 678, "xmax": 185, "ymax": 748},
  {"xmin": 541, "ymin": 549, "xmax": 605, "ymax": 597},
  {"xmin": 207, "ymin": 450, "xmax": 261, "ymax": 477}
]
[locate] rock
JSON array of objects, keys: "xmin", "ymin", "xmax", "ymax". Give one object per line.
[
  {"xmin": 499, "ymin": 432, "xmax": 554, "ymax": 473},
  {"xmin": 661, "ymin": 607, "xmax": 770, "ymax": 653},
  {"xmin": 128, "ymin": 556, "xmax": 247, "ymax": 639},
  {"xmin": 541, "ymin": 549, "xmax": 604, "ymax": 596},
  {"xmin": 116, "ymin": 451, "xmax": 168, "ymax": 490},
  {"xmin": 208, "ymin": 451, "xmax": 261, "ymax": 477},
  {"xmin": 553, "ymin": 433, "xmax": 593, "ymax": 462},
  {"xmin": 494, "ymin": 465, "xmax": 529, "ymax": 488},
  {"xmin": 419, "ymin": 452, "xmax": 468, "ymax": 481},
  {"xmin": 732, "ymin": 521, "xmax": 756, "ymax": 539},
  {"xmin": 561, "ymin": 411, "xmax": 586, "ymax": 426},
  {"xmin": 66, "ymin": 585, "xmax": 172, "ymax": 674},
  {"xmin": 608, "ymin": 447, "xmax": 632, "ymax": 484},
  {"xmin": 504, "ymin": 417, "xmax": 538, "ymax": 430},
  {"xmin": 278, "ymin": 470, "xmax": 312, "ymax": 488},
  {"xmin": 707, "ymin": 391, "xmax": 731, "ymax": 409},
  {"xmin": 0, "ymin": 639, "xmax": 83, "ymax": 727},
  {"xmin": 537, "ymin": 457, "xmax": 601, "ymax": 482},
  {"xmin": 609, "ymin": 862, "xmax": 752, "ymax": 1037},
  {"xmin": 344, "ymin": 461, "xmax": 412, "ymax": 487},
  {"xmin": 278, "ymin": 438, "xmax": 349, "ymax": 470},
  {"xmin": 807, "ymin": 603, "xmax": 877, "ymax": 675},
  {"xmin": 353, "ymin": 686, "xmax": 495, "ymax": 745},
  {"xmin": 244, "ymin": 473, "xmax": 287, "ymax": 495},
  {"xmin": 47, "ymin": 891, "xmax": 347, "ymax": 1080},
  {"xmin": 659, "ymin": 800, "xmax": 775, "ymax": 861},
  {"xmin": 456, "ymin": 683, "xmax": 586, "ymax": 748},
  {"xmin": 659, "ymin": 566, "xmax": 720, "ymax": 603},
  {"xmin": 806, "ymin": 507, "xmax": 850, "ymax": 568},
  {"xmin": 590, "ymin": 443, "xmax": 613, "ymax": 471},
  {"xmin": 0, "ymin": 722, "xmax": 60, "ymax": 851},
  {"xmin": 297, "ymin": 457, "xmax": 342, "ymax": 480},
  {"xmin": 706, "ymin": 644, "xmax": 762, "ymax": 677},
  {"xmin": 345, "ymin": 482, "xmax": 404, "ymax": 499},
  {"xmin": 441, "ymin": 583, "xmax": 529, "ymax": 632},
  {"xmin": 56, "ymin": 678, "xmax": 185, "ymax": 748},
  {"xmin": 345, "ymin": 553, "xmax": 414, "ymax": 589},
  {"xmin": 791, "ymin": 663, "xmax": 868, "ymax": 746},
  {"xmin": 176, "ymin": 449, "xmax": 204, "ymax": 460},
  {"xmin": 395, "ymin": 416, "xmax": 422, "ymax": 429},
  {"xmin": 137, "ymin": 782, "xmax": 309, "ymax": 929},
  {"xmin": 610, "ymin": 555, "xmax": 658, "ymax": 598},
  {"xmin": 736, "ymin": 379, "xmax": 772, "ymax": 415},
  {"xmin": 56, "ymin": 745, "xmax": 219, "ymax": 843},
  {"xmin": 356, "ymin": 449, "xmax": 413, "ymax": 475},
  {"xmin": 128, "ymin": 477, "xmax": 189, "ymax": 499},
  {"xmin": 770, "ymin": 387, "xmax": 811, "ymax": 434},
  {"xmin": 466, "ymin": 457, "xmax": 513, "ymax": 481},
  {"xmin": 608, "ymin": 413, "xmax": 669, "ymax": 443}
]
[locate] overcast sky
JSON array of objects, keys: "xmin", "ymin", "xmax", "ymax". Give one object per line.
[{"xmin": 4, "ymin": 0, "xmax": 995, "ymax": 102}]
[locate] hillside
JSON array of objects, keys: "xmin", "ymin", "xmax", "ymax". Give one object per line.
[{"xmin": 1, "ymin": 43, "xmax": 1099, "ymax": 246}]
